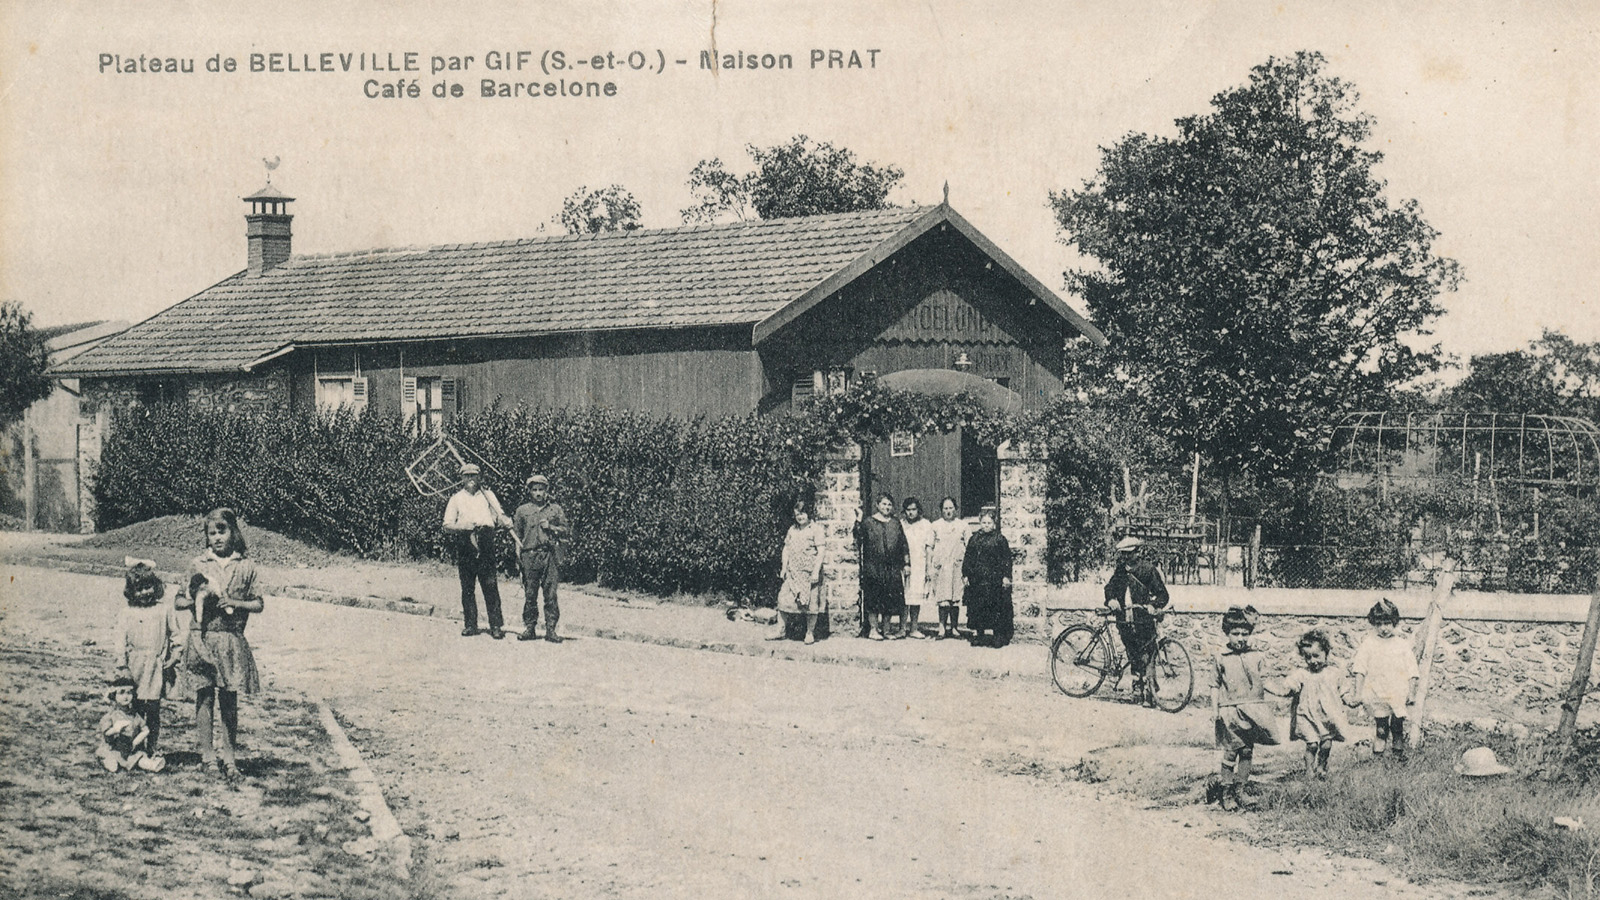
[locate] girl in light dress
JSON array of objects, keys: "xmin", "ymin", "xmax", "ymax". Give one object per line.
[
  {"xmin": 1280, "ymin": 629, "xmax": 1350, "ymax": 778},
  {"xmin": 111, "ymin": 558, "xmax": 181, "ymax": 772},
  {"xmin": 1349, "ymin": 598, "xmax": 1419, "ymax": 761},
  {"xmin": 768, "ymin": 503, "xmax": 826, "ymax": 644},
  {"xmin": 898, "ymin": 497, "xmax": 935, "ymax": 639},
  {"xmin": 927, "ymin": 497, "xmax": 968, "ymax": 639},
  {"xmin": 177, "ymin": 508, "xmax": 263, "ymax": 782}
]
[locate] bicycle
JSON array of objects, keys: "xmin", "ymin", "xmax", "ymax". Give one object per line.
[{"xmin": 1050, "ymin": 608, "xmax": 1194, "ymax": 712}]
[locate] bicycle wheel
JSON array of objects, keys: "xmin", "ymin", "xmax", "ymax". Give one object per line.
[
  {"xmin": 1050, "ymin": 625, "xmax": 1110, "ymax": 698},
  {"xmin": 1148, "ymin": 638, "xmax": 1194, "ymax": 713}
]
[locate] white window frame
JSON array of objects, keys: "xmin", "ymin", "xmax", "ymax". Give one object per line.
[{"xmin": 315, "ymin": 375, "xmax": 368, "ymax": 414}]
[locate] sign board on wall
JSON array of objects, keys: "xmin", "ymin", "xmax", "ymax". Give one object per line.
[{"xmin": 879, "ymin": 290, "xmax": 1017, "ymax": 345}]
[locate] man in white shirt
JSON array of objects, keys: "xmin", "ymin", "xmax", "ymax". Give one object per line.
[{"xmin": 442, "ymin": 463, "xmax": 513, "ymax": 638}]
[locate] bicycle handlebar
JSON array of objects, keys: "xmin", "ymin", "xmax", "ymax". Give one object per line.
[{"xmin": 1094, "ymin": 606, "xmax": 1168, "ymax": 620}]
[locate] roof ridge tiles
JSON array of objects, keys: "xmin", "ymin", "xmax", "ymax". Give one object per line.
[{"xmin": 282, "ymin": 204, "xmax": 929, "ymax": 262}]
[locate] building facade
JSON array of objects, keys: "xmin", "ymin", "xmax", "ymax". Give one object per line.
[{"xmin": 57, "ymin": 186, "xmax": 1104, "ymax": 530}]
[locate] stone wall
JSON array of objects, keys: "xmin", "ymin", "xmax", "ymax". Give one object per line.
[
  {"xmin": 1046, "ymin": 591, "xmax": 1599, "ymax": 710},
  {"xmin": 998, "ymin": 441, "xmax": 1048, "ymax": 613},
  {"xmin": 74, "ymin": 373, "xmax": 292, "ymax": 530},
  {"xmin": 813, "ymin": 444, "xmax": 862, "ymax": 624}
]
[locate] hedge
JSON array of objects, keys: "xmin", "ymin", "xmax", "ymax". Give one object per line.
[
  {"xmin": 94, "ymin": 380, "xmax": 1190, "ymax": 596},
  {"xmin": 93, "ymin": 402, "xmax": 825, "ymax": 600}
]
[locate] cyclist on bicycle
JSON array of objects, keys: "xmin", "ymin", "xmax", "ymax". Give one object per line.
[{"xmin": 1103, "ymin": 536, "xmax": 1169, "ymax": 700}]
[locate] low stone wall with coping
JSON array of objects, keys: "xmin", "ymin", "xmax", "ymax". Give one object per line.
[{"xmin": 1041, "ymin": 582, "xmax": 1598, "ymax": 709}]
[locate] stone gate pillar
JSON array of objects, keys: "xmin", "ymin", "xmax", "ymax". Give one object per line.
[
  {"xmin": 998, "ymin": 440, "xmax": 1048, "ymax": 614},
  {"xmin": 813, "ymin": 443, "xmax": 862, "ymax": 628}
]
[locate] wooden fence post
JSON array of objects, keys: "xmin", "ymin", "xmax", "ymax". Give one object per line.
[
  {"xmin": 1408, "ymin": 557, "xmax": 1457, "ymax": 748},
  {"xmin": 1248, "ymin": 524, "xmax": 1261, "ymax": 589},
  {"xmin": 1556, "ymin": 554, "xmax": 1600, "ymax": 745}
]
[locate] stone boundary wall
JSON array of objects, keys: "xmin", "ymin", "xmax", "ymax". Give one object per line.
[
  {"xmin": 1042, "ymin": 582, "xmax": 1598, "ymax": 709},
  {"xmin": 814, "ymin": 444, "xmax": 863, "ymax": 619}
]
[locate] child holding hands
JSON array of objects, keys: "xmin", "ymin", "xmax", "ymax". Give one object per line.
[
  {"xmin": 177, "ymin": 508, "xmax": 263, "ymax": 782},
  {"xmin": 1349, "ymin": 598, "xmax": 1418, "ymax": 760},
  {"xmin": 1280, "ymin": 629, "xmax": 1349, "ymax": 778},
  {"xmin": 1210, "ymin": 605, "xmax": 1279, "ymax": 811}
]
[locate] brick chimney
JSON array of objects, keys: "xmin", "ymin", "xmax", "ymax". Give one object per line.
[{"xmin": 243, "ymin": 184, "xmax": 294, "ymax": 276}]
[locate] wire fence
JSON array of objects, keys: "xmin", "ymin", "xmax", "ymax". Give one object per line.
[{"xmin": 1251, "ymin": 542, "xmax": 1600, "ymax": 594}]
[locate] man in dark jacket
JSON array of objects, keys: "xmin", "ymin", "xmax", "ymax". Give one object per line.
[{"xmin": 1103, "ymin": 536, "xmax": 1169, "ymax": 699}]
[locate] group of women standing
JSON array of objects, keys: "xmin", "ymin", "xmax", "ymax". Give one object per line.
[{"xmin": 770, "ymin": 493, "xmax": 1014, "ymax": 647}]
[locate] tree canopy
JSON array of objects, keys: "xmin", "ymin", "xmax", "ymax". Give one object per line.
[
  {"xmin": 1051, "ymin": 51, "xmax": 1461, "ymax": 478},
  {"xmin": 556, "ymin": 185, "xmax": 642, "ymax": 235},
  {"xmin": 0, "ymin": 302, "xmax": 52, "ymax": 426},
  {"xmin": 1450, "ymin": 330, "xmax": 1600, "ymax": 422},
  {"xmin": 680, "ymin": 135, "xmax": 903, "ymax": 223}
]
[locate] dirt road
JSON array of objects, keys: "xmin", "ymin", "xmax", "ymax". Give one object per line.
[{"xmin": 2, "ymin": 564, "xmax": 1482, "ymax": 899}]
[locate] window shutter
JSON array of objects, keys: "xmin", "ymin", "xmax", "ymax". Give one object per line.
[
  {"xmin": 401, "ymin": 376, "xmax": 418, "ymax": 425},
  {"xmin": 351, "ymin": 376, "xmax": 369, "ymax": 411},
  {"xmin": 440, "ymin": 376, "xmax": 458, "ymax": 424}
]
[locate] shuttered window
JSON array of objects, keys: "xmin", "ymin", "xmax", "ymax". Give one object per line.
[{"xmin": 404, "ymin": 375, "xmax": 456, "ymax": 433}]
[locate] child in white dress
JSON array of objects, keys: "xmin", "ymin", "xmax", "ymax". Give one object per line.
[{"xmin": 1349, "ymin": 598, "xmax": 1418, "ymax": 761}]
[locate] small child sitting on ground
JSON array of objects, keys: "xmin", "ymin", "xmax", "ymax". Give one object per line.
[
  {"xmin": 97, "ymin": 677, "xmax": 158, "ymax": 772},
  {"xmin": 1349, "ymin": 598, "xmax": 1419, "ymax": 761},
  {"xmin": 1280, "ymin": 629, "xmax": 1350, "ymax": 778}
]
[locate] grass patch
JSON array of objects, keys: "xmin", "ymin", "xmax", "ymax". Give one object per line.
[{"xmin": 1254, "ymin": 726, "xmax": 1600, "ymax": 896}]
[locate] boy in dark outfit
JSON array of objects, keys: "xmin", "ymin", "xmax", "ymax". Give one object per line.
[
  {"xmin": 1103, "ymin": 536, "xmax": 1169, "ymax": 698},
  {"xmin": 513, "ymin": 474, "xmax": 570, "ymax": 643}
]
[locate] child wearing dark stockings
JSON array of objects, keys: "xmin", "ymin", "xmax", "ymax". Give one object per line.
[
  {"xmin": 1349, "ymin": 598, "xmax": 1418, "ymax": 761},
  {"xmin": 177, "ymin": 509, "xmax": 263, "ymax": 783},
  {"xmin": 1210, "ymin": 605, "xmax": 1279, "ymax": 811}
]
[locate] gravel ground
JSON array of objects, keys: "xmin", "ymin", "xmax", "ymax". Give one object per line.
[
  {"xmin": 0, "ymin": 633, "xmax": 412, "ymax": 899},
  {"xmin": 2, "ymin": 563, "xmax": 1516, "ymax": 899}
]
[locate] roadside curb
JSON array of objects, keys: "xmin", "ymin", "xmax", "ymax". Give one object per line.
[{"xmin": 314, "ymin": 698, "xmax": 413, "ymax": 880}]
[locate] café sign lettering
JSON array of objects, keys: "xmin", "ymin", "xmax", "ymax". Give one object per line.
[{"xmin": 881, "ymin": 289, "xmax": 1015, "ymax": 344}]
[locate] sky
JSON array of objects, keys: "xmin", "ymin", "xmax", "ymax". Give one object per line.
[{"xmin": 1, "ymin": 0, "xmax": 1595, "ymax": 369}]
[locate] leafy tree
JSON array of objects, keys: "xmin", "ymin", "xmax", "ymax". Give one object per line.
[
  {"xmin": 1051, "ymin": 51, "xmax": 1462, "ymax": 479},
  {"xmin": 680, "ymin": 135, "xmax": 903, "ymax": 223},
  {"xmin": 1450, "ymin": 330, "xmax": 1600, "ymax": 421},
  {"xmin": 556, "ymin": 185, "xmax": 642, "ymax": 235},
  {"xmin": 0, "ymin": 302, "xmax": 51, "ymax": 426}
]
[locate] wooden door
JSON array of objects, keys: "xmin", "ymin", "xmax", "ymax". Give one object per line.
[{"xmin": 864, "ymin": 429, "xmax": 964, "ymax": 515}]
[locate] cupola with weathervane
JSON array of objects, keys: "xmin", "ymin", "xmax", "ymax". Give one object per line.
[{"xmin": 243, "ymin": 158, "xmax": 293, "ymax": 277}]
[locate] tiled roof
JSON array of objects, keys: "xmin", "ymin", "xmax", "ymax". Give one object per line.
[{"xmin": 57, "ymin": 206, "xmax": 935, "ymax": 376}]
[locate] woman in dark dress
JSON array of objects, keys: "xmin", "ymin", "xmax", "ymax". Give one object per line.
[
  {"xmin": 853, "ymin": 493, "xmax": 908, "ymax": 641},
  {"xmin": 962, "ymin": 508, "xmax": 1014, "ymax": 647}
]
